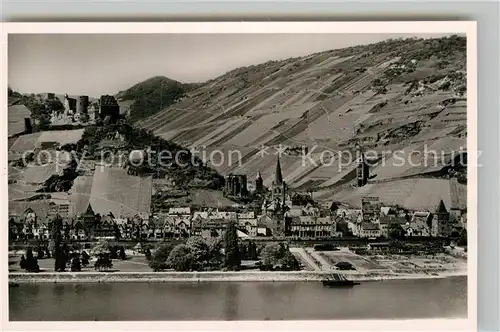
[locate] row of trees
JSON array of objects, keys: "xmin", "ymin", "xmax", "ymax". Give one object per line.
[
  {"xmin": 146, "ymin": 221, "xmax": 300, "ymax": 272},
  {"xmin": 147, "ymin": 221, "xmax": 241, "ymax": 271}
]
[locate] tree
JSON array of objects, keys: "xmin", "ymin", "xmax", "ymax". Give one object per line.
[
  {"xmin": 144, "ymin": 247, "xmax": 152, "ymax": 261},
  {"xmin": 119, "ymin": 246, "xmax": 126, "ymax": 260},
  {"xmin": 167, "ymin": 244, "xmax": 194, "ymax": 271},
  {"xmin": 206, "ymin": 237, "xmax": 224, "ymax": 268},
  {"xmin": 388, "ymin": 223, "xmax": 405, "ymax": 240},
  {"xmin": 45, "ymin": 248, "xmax": 51, "ymax": 258},
  {"xmin": 80, "ymin": 113, "xmax": 89, "ymax": 123},
  {"xmin": 91, "ymin": 239, "xmax": 111, "ymax": 257},
  {"xmin": 336, "ymin": 221, "xmax": 352, "ymax": 237},
  {"xmin": 113, "ymin": 224, "xmax": 121, "ymax": 240},
  {"xmin": 81, "ymin": 251, "xmax": 90, "ymax": 267},
  {"xmin": 186, "ymin": 236, "xmax": 210, "ymax": 267},
  {"xmin": 94, "ymin": 253, "xmax": 113, "ymax": 271},
  {"xmin": 44, "ymin": 98, "xmax": 64, "ymax": 112},
  {"xmin": 71, "ymin": 256, "xmax": 82, "ymax": 272},
  {"xmin": 280, "ymin": 251, "xmax": 300, "ymax": 271},
  {"xmin": 37, "ymin": 247, "xmax": 45, "ymax": 259},
  {"xmin": 260, "ymin": 243, "xmax": 281, "ymax": 268},
  {"xmin": 24, "ymin": 247, "xmax": 40, "ymax": 272},
  {"xmin": 224, "ymin": 221, "xmax": 241, "ymax": 270},
  {"xmin": 110, "ymin": 246, "xmax": 118, "ymax": 259},
  {"xmin": 457, "ymin": 229, "xmax": 467, "ymax": 247},
  {"xmin": 50, "ymin": 215, "xmax": 66, "ymax": 272},
  {"xmin": 20, "ymin": 255, "xmax": 26, "ymax": 269},
  {"xmin": 149, "ymin": 243, "xmax": 175, "ymax": 271},
  {"xmin": 248, "ymin": 241, "xmax": 258, "ymax": 260},
  {"xmin": 60, "ymin": 243, "xmax": 70, "ymax": 270}
]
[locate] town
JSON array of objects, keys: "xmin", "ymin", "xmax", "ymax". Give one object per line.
[
  {"xmin": 8, "ymin": 85, "xmax": 467, "ymax": 277},
  {"xmin": 6, "ymin": 31, "xmax": 471, "ymax": 323}
]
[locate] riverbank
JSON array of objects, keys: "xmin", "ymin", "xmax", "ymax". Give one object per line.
[{"xmin": 8, "ymin": 269, "xmax": 467, "ymax": 284}]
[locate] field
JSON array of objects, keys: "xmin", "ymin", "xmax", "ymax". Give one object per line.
[
  {"xmin": 292, "ymin": 247, "xmax": 467, "ymax": 276},
  {"xmin": 89, "ymin": 166, "xmax": 152, "ymax": 219}
]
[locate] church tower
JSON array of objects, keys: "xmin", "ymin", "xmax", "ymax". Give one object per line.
[
  {"xmin": 355, "ymin": 143, "xmax": 369, "ymax": 187},
  {"xmin": 274, "ymin": 156, "xmax": 283, "ymax": 186},
  {"xmin": 435, "ymin": 199, "xmax": 450, "ymax": 237},
  {"xmin": 255, "ymin": 171, "xmax": 263, "ymax": 194},
  {"xmin": 271, "ymin": 156, "xmax": 288, "ymax": 211}
]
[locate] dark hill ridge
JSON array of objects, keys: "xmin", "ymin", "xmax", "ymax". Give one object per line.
[
  {"xmin": 116, "ymin": 76, "xmax": 202, "ymax": 122},
  {"xmin": 126, "ymin": 36, "xmax": 466, "ymax": 210}
]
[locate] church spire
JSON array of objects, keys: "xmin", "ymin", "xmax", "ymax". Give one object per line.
[{"xmin": 275, "ymin": 156, "xmax": 283, "ymax": 185}]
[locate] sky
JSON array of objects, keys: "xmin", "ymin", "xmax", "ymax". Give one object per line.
[{"xmin": 9, "ymin": 33, "xmax": 450, "ymax": 97}]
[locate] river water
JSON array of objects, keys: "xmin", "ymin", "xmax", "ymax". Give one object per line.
[{"xmin": 9, "ymin": 276, "xmax": 467, "ymax": 321}]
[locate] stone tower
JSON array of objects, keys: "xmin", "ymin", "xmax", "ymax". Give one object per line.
[
  {"xmin": 255, "ymin": 171, "xmax": 263, "ymax": 194},
  {"xmin": 435, "ymin": 199, "xmax": 450, "ymax": 237},
  {"xmin": 355, "ymin": 143, "xmax": 369, "ymax": 187}
]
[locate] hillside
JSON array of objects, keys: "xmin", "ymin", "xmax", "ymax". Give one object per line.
[
  {"xmin": 133, "ymin": 36, "xmax": 467, "ymax": 209},
  {"xmin": 116, "ymin": 76, "xmax": 201, "ymax": 122}
]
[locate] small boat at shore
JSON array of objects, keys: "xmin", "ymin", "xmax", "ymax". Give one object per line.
[{"xmin": 322, "ymin": 274, "xmax": 360, "ymax": 287}]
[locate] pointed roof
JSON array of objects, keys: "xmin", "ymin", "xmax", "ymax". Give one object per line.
[
  {"xmin": 330, "ymin": 201, "xmax": 339, "ymax": 211},
  {"xmin": 274, "ymin": 157, "xmax": 283, "ymax": 185},
  {"xmin": 82, "ymin": 203, "xmax": 95, "ymax": 217},
  {"xmin": 436, "ymin": 199, "xmax": 448, "ymax": 214}
]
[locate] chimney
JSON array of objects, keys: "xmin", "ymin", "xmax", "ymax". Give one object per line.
[{"xmin": 24, "ymin": 118, "xmax": 33, "ymax": 134}]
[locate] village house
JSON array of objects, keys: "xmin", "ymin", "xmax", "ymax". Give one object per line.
[
  {"xmin": 237, "ymin": 211, "xmax": 257, "ymax": 237},
  {"xmin": 379, "ymin": 215, "xmax": 407, "ymax": 238},
  {"xmin": 287, "ymin": 216, "xmax": 335, "ymax": 239},
  {"xmin": 69, "ymin": 219, "xmax": 87, "ymax": 240},
  {"xmin": 48, "ymin": 198, "xmax": 71, "ymax": 218},
  {"xmin": 401, "ymin": 220, "xmax": 431, "ymax": 237},
  {"xmin": 172, "ymin": 215, "xmax": 191, "ymax": 238},
  {"xmin": 195, "ymin": 218, "xmax": 232, "ymax": 238},
  {"xmin": 380, "ymin": 206, "xmax": 396, "ymax": 216},
  {"xmin": 168, "ymin": 207, "xmax": 191, "ymax": 217},
  {"xmin": 258, "ymin": 214, "xmax": 284, "ymax": 237},
  {"xmin": 408, "ymin": 211, "xmax": 433, "ymax": 237},
  {"xmin": 285, "ymin": 203, "xmax": 320, "ymax": 218},
  {"xmin": 359, "ymin": 222, "xmax": 381, "ymax": 238},
  {"xmin": 94, "ymin": 212, "xmax": 117, "ymax": 239}
]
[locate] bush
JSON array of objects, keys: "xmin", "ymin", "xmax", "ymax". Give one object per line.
[
  {"xmin": 149, "ymin": 243, "xmax": 175, "ymax": 271},
  {"xmin": 167, "ymin": 244, "xmax": 195, "ymax": 271},
  {"xmin": 186, "ymin": 236, "xmax": 210, "ymax": 267},
  {"xmin": 37, "ymin": 247, "xmax": 45, "ymax": 259},
  {"xmin": 19, "ymin": 255, "xmax": 26, "ymax": 269},
  {"xmin": 71, "ymin": 256, "xmax": 82, "ymax": 272},
  {"xmin": 110, "ymin": 246, "xmax": 118, "ymax": 259},
  {"xmin": 94, "ymin": 254, "xmax": 113, "ymax": 271},
  {"xmin": 119, "ymin": 246, "xmax": 127, "ymax": 260},
  {"xmin": 224, "ymin": 221, "xmax": 241, "ymax": 271},
  {"xmin": 144, "ymin": 247, "xmax": 152, "ymax": 261},
  {"xmin": 259, "ymin": 243, "xmax": 300, "ymax": 271},
  {"xmin": 24, "ymin": 247, "xmax": 40, "ymax": 272},
  {"xmin": 81, "ymin": 251, "xmax": 90, "ymax": 267}
]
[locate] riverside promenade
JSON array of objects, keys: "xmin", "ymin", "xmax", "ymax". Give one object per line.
[{"xmin": 9, "ymin": 269, "xmax": 466, "ymax": 284}]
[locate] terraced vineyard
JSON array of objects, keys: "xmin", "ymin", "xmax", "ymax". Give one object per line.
[{"xmin": 132, "ymin": 36, "xmax": 467, "ymax": 209}]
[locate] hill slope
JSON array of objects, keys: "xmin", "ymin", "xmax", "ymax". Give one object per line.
[
  {"xmin": 116, "ymin": 76, "xmax": 201, "ymax": 122},
  {"xmin": 133, "ymin": 36, "xmax": 467, "ymax": 207}
]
